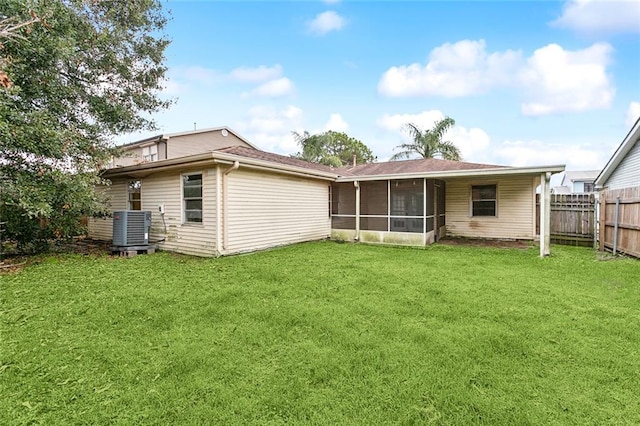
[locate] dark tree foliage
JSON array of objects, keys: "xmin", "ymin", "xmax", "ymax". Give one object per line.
[
  {"xmin": 292, "ymin": 130, "xmax": 376, "ymax": 167},
  {"xmin": 0, "ymin": 0, "xmax": 170, "ymax": 252}
]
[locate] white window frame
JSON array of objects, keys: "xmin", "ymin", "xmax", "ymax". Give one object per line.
[
  {"xmin": 470, "ymin": 184, "xmax": 498, "ymax": 217},
  {"xmin": 128, "ymin": 180, "xmax": 142, "ymax": 210},
  {"xmin": 142, "ymin": 144, "xmax": 158, "ymax": 162},
  {"xmin": 182, "ymin": 172, "xmax": 203, "ymax": 224}
]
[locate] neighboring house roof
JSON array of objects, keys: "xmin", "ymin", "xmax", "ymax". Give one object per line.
[
  {"xmin": 560, "ymin": 170, "xmax": 600, "ymax": 186},
  {"xmin": 117, "ymin": 126, "xmax": 260, "ymax": 151},
  {"xmin": 595, "ymin": 116, "xmax": 640, "ymax": 188},
  {"xmin": 552, "ymin": 186, "xmax": 571, "ymax": 194}
]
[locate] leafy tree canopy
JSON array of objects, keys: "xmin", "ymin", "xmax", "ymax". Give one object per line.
[
  {"xmin": 292, "ymin": 130, "xmax": 376, "ymax": 167},
  {"xmin": 0, "ymin": 0, "xmax": 170, "ymax": 252},
  {"xmin": 390, "ymin": 117, "xmax": 461, "ymax": 161}
]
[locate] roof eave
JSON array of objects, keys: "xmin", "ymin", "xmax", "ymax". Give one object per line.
[
  {"xmin": 102, "ymin": 151, "xmax": 338, "ymax": 181},
  {"xmin": 336, "ymin": 165, "xmax": 566, "ymax": 182},
  {"xmin": 595, "ymin": 116, "xmax": 640, "ymax": 187}
]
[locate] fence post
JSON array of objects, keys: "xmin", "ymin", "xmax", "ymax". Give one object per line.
[
  {"xmin": 599, "ymin": 191, "xmax": 606, "ymax": 251},
  {"xmin": 613, "ymin": 196, "xmax": 620, "ymax": 255}
]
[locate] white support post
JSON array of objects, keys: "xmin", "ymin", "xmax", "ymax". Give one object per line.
[
  {"xmin": 354, "ymin": 181, "xmax": 360, "ymax": 241},
  {"xmin": 423, "ymin": 178, "xmax": 427, "ymax": 245},
  {"xmin": 540, "ymin": 172, "xmax": 551, "ymax": 257}
]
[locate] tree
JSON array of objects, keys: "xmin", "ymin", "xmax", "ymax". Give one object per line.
[
  {"xmin": 292, "ymin": 130, "xmax": 376, "ymax": 167},
  {"xmin": 390, "ymin": 117, "xmax": 461, "ymax": 161},
  {"xmin": 0, "ymin": 0, "xmax": 170, "ymax": 253}
]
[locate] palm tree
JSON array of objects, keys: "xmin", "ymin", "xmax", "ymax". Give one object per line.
[{"xmin": 390, "ymin": 117, "xmax": 461, "ymax": 161}]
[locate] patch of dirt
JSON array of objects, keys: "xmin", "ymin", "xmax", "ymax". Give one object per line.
[
  {"xmin": 50, "ymin": 237, "xmax": 113, "ymax": 255},
  {"xmin": 0, "ymin": 258, "xmax": 28, "ymax": 274},
  {"xmin": 438, "ymin": 237, "xmax": 533, "ymax": 249}
]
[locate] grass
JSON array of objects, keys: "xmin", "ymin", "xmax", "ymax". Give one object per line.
[{"xmin": 1, "ymin": 241, "xmax": 639, "ymax": 425}]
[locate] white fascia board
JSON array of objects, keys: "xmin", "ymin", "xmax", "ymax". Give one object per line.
[
  {"xmin": 336, "ymin": 165, "xmax": 566, "ymax": 182},
  {"xmin": 595, "ymin": 117, "xmax": 640, "ymax": 188}
]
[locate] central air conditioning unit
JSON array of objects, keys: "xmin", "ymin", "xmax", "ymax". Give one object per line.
[{"xmin": 112, "ymin": 210, "xmax": 152, "ymax": 246}]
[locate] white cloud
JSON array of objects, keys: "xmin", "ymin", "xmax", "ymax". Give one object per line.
[
  {"xmin": 378, "ymin": 40, "xmax": 522, "ymax": 97},
  {"xmin": 161, "ymin": 78, "xmax": 184, "ymax": 95},
  {"xmin": 551, "ymin": 0, "xmax": 640, "ymax": 34},
  {"xmin": 377, "ymin": 110, "xmax": 446, "ymax": 132},
  {"xmin": 626, "ymin": 101, "xmax": 640, "ymax": 127},
  {"xmin": 245, "ymin": 77, "xmax": 295, "ymax": 98},
  {"xmin": 228, "ymin": 65, "xmax": 283, "ymax": 83},
  {"xmin": 376, "ymin": 110, "xmax": 491, "ymax": 162},
  {"xmin": 182, "ymin": 66, "xmax": 220, "ymax": 85},
  {"xmin": 324, "ymin": 113, "xmax": 349, "ymax": 132},
  {"xmin": 495, "ymin": 140, "xmax": 604, "ymax": 170},
  {"xmin": 378, "ymin": 39, "xmax": 615, "ymax": 116},
  {"xmin": 519, "ymin": 43, "xmax": 614, "ymax": 115},
  {"xmin": 307, "ymin": 11, "xmax": 346, "ymax": 35},
  {"xmin": 235, "ymin": 105, "xmax": 304, "ymax": 153}
]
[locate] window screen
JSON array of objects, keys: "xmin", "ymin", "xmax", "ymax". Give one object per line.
[
  {"xmin": 183, "ymin": 174, "xmax": 203, "ymax": 223},
  {"xmin": 472, "ymin": 184, "xmax": 496, "ymax": 216},
  {"xmin": 128, "ymin": 180, "xmax": 141, "ymax": 210}
]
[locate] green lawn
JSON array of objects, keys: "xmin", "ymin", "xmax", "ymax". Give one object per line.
[{"xmin": 2, "ymin": 241, "xmax": 639, "ymax": 425}]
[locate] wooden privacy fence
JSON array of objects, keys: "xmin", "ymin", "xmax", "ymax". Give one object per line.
[
  {"xmin": 599, "ymin": 186, "xmax": 640, "ymax": 258},
  {"xmin": 536, "ymin": 193, "xmax": 596, "ymax": 247}
]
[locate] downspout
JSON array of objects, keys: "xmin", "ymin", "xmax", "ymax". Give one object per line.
[
  {"xmin": 215, "ymin": 166, "xmax": 222, "ymax": 255},
  {"xmin": 354, "ymin": 180, "xmax": 360, "ymax": 241},
  {"xmin": 613, "ymin": 196, "xmax": 620, "ymax": 255},
  {"xmin": 222, "ymin": 161, "xmax": 240, "ymax": 252}
]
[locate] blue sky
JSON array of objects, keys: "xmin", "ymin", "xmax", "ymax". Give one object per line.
[{"xmin": 125, "ymin": 0, "xmax": 640, "ymax": 172}]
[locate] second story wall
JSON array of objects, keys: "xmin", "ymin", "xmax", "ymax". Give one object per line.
[
  {"xmin": 111, "ymin": 128, "xmax": 256, "ymax": 168},
  {"xmin": 167, "ymin": 130, "xmax": 250, "ymax": 158}
]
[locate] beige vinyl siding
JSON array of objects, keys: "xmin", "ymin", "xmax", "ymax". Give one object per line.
[
  {"xmin": 225, "ymin": 169, "xmax": 330, "ymax": 254},
  {"xmin": 141, "ymin": 168, "xmax": 217, "ymax": 257},
  {"xmin": 606, "ymin": 139, "xmax": 640, "ymax": 190},
  {"xmin": 87, "ymin": 179, "xmax": 128, "ymax": 240},
  {"xmin": 445, "ymin": 175, "xmax": 536, "ymax": 239},
  {"xmin": 113, "ymin": 148, "xmax": 142, "ymax": 167},
  {"xmin": 167, "ymin": 131, "xmax": 252, "ymax": 159}
]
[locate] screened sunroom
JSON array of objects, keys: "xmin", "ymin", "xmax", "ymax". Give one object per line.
[{"xmin": 331, "ymin": 178, "xmax": 446, "ymax": 246}]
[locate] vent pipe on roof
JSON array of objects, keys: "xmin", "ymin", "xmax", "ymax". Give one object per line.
[{"xmin": 194, "ymin": 122, "xmax": 196, "ymax": 131}]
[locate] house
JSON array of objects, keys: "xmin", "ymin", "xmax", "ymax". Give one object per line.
[
  {"xmin": 594, "ymin": 117, "xmax": 640, "ymax": 257},
  {"xmin": 88, "ymin": 127, "xmax": 565, "ymax": 257},
  {"xmin": 557, "ymin": 170, "xmax": 600, "ymax": 193},
  {"xmin": 595, "ymin": 117, "xmax": 640, "ymax": 191}
]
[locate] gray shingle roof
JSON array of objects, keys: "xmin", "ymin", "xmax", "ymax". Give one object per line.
[
  {"xmin": 215, "ymin": 146, "xmax": 337, "ymax": 174},
  {"xmin": 216, "ymin": 146, "xmax": 508, "ymax": 177}
]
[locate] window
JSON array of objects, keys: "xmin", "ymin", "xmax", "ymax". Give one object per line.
[
  {"xmin": 583, "ymin": 182, "xmax": 595, "ymax": 193},
  {"xmin": 128, "ymin": 180, "xmax": 141, "ymax": 210},
  {"xmin": 183, "ymin": 174, "xmax": 202, "ymax": 223},
  {"xmin": 142, "ymin": 144, "xmax": 158, "ymax": 161},
  {"xmin": 471, "ymin": 184, "xmax": 497, "ymax": 216}
]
